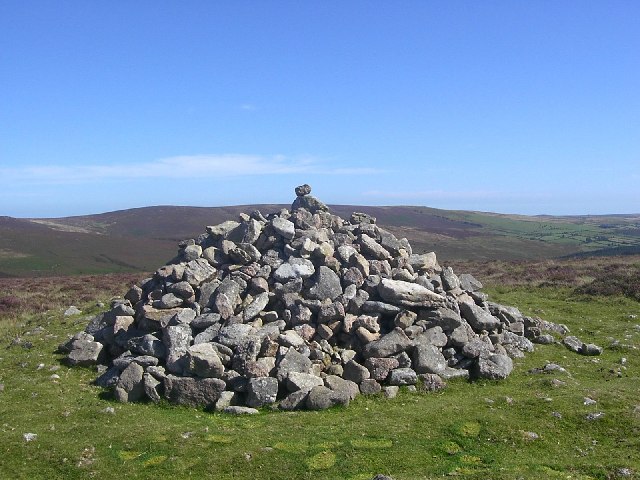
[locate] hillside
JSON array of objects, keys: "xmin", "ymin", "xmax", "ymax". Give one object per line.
[{"xmin": 1, "ymin": 205, "xmax": 639, "ymax": 277}]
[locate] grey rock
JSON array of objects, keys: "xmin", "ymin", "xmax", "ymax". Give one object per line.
[
  {"xmin": 325, "ymin": 375, "xmax": 359, "ymax": 401},
  {"xmin": 365, "ymin": 357, "xmax": 400, "ymax": 382},
  {"xmin": 420, "ymin": 307, "xmax": 463, "ymax": 331},
  {"xmin": 343, "ymin": 360, "xmax": 371, "ymax": 384},
  {"xmin": 163, "ymin": 324, "xmax": 191, "ymax": 374},
  {"xmin": 563, "ymin": 335, "xmax": 584, "ymax": 353},
  {"xmin": 415, "ymin": 327, "xmax": 448, "ymax": 348},
  {"xmin": 417, "ymin": 373, "xmax": 446, "ymax": 392},
  {"xmin": 186, "ymin": 343, "xmax": 224, "ymax": 378},
  {"xmin": 441, "ymin": 267, "xmax": 461, "ymax": 291},
  {"xmin": 183, "ymin": 258, "xmax": 217, "ymax": 286},
  {"xmin": 387, "ymin": 367, "xmax": 417, "ymax": 385},
  {"xmin": 168, "ymin": 281, "xmax": 195, "ymax": 299},
  {"xmin": 459, "ymin": 273, "xmax": 483, "ymax": 292},
  {"xmin": 216, "ymin": 323, "xmax": 256, "ymax": 349},
  {"xmin": 581, "ymin": 343, "xmax": 603, "ymax": 356},
  {"xmin": 359, "ymin": 379, "xmax": 382, "ymax": 395},
  {"xmin": 475, "ymin": 354, "xmax": 513, "ymax": 380},
  {"xmin": 412, "ymin": 344, "xmax": 447, "ymax": 374},
  {"xmin": 378, "ymin": 278, "xmax": 444, "ymax": 307},
  {"xmin": 143, "ymin": 373, "xmax": 163, "ymax": 402},
  {"xmin": 462, "ymin": 338, "xmax": 493, "ymax": 359},
  {"xmin": 94, "ymin": 365, "xmax": 120, "ymax": 388},
  {"xmin": 191, "ymin": 313, "xmax": 221, "ymax": 330},
  {"xmin": 164, "ymin": 375, "xmax": 226, "ymax": 408},
  {"xmin": 440, "ymin": 367, "xmax": 470, "ymax": 380},
  {"xmin": 307, "ymin": 266, "xmax": 343, "ymax": 301},
  {"xmin": 115, "ymin": 362, "xmax": 145, "ymax": 403},
  {"xmin": 243, "ymin": 292, "xmax": 270, "ymax": 321},
  {"xmin": 64, "ymin": 306, "xmax": 82, "ymax": 316},
  {"xmin": 306, "ymin": 385, "xmax": 349, "ymax": 410},
  {"xmin": 214, "ymin": 390, "xmax": 236, "ymax": 411},
  {"xmin": 295, "ymin": 184, "xmax": 312, "ymax": 196},
  {"xmin": 359, "ymin": 234, "xmax": 391, "ymax": 260},
  {"xmin": 246, "ymin": 377, "xmax": 279, "ymax": 407},
  {"xmin": 408, "ymin": 252, "xmax": 440, "ymax": 272},
  {"xmin": 214, "ymin": 278, "xmax": 241, "ymax": 319},
  {"xmin": 286, "ymin": 372, "xmax": 324, "ymax": 393},
  {"xmin": 363, "ymin": 328, "xmax": 412, "ymax": 358},
  {"xmin": 382, "ymin": 386, "xmax": 399, "ymax": 398},
  {"xmin": 273, "ymin": 258, "xmax": 315, "ymax": 282},
  {"xmin": 362, "ymin": 301, "xmax": 402, "ymax": 317},
  {"xmin": 459, "ymin": 302, "xmax": 501, "ymax": 332},
  {"xmin": 224, "ymin": 405, "xmax": 259, "ymax": 415},
  {"xmin": 67, "ymin": 340, "xmax": 103, "ymax": 366},
  {"xmin": 279, "ymin": 390, "xmax": 310, "ymax": 411},
  {"xmin": 276, "ymin": 348, "xmax": 313, "ymax": 383},
  {"xmin": 271, "ymin": 217, "xmax": 296, "ymax": 240},
  {"xmin": 291, "ymin": 194, "xmax": 329, "ymax": 213}
]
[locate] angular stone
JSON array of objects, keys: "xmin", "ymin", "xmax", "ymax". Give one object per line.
[
  {"xmin": 279, "ymin": 390, "xmax": 310, "ymax": 411},
  {"xmin": 270, "ymin": 216, "xmax": 295, "ymax": 240},
  {"xmin": 163, "ymin": 324, "xmax": 191, "ymax": 374},
  {"xmin": 286, "ymin": 372, "xmax": 324, "ymax": 393},
  {"xmin": 186, "ymin": 343, "xmax": 224, "ymax": 378},
  {"xmin": 164, "ymin": 375, "xmax": 226, "ymax": 408},
  {"xmin": 440, "ymin": 267, "xmax": 461, "ymax": 291},
  {"xmin": 216, "ymin": 324, "xmax": 256, "ymax": 349},
  {"xmin": 276, "ymin": 348, "xmax": 312, "ymax": 383},
  {"xmin": 114, "ymin": 362, "xmax": 145, "ymax": 403},
  {"xmin": 387, "ymin": 367, "xmax": 417, "ymax": 386},
  {"xmin": 183, "ymin": 259, "xmax": 217, "ymax": 286},
  {"xmin": 563, "ymin": 336, "xmax": 584, "ymax": 353},
  {"xmin": 224, "ymin": 406, "xmax": 259, "ymax": 415},
  {"xmin": 307, "ymin": 266, "xmax": 343, "ymax": 301},
  {"xmin": 408, "ymin": 252, "xmax": 441, "ymax": 272},
  {"xmin": 581, "ymin": 343, "xmax": 603, "ymax": 356},
  {"xmin": 412, "ymin": 344, "xmax": 447, "ymax": 374},
  {"xmin": 67, "ymin": 340, "xmax": 103, "ymax": 366},
  {"xmin": 362, "ymin": 328, "xmax": 412, "ymax": 358},
  {"xmin": 305, "ymin": 385, "xmax": 349, "ymax": 410},
  {"xmin": 459, "ymin": 273, "xmax": 483, "ymax": 292},
  {"xmin": 359, "ymin": 234, "xmax": 391, "ymax": 260},
  {"xmin": 378, "ymin": 278, "xmax": 445, "ymax": 307},
  {"xmin": 324, "ymin": 375, "xmax": 359, "ymax": 400},
  {"xmin": 143, "ymin": 372, "xmax": 163, "ymax": 402},
  {"xmin": 417, "ymin": 373, "xmax": 446, "ymax": 392},
  {"xmin": 475, "ymin": 354, "xmax": 513, "ymax": 380},
  {"xmin": 243, "ymin": 292, "xmax": 269, "ymax": 322},
  {"xmin": 459, "ymin": 302, "xmax": 501, "ymax": 332},
  {"xmin": 360, "ymin": 379, "xmax": 382, "ymax": 395},
  {"xmin": 273, "ymin": 258, "xmax": 315, "ymax": 282},
  {"xmin": 246, "ymin": 377, "xmax": 279, "ymax": 407},
  {"xmin": 343, "ymin": 360, "xmax": 370, "ymax": 384},
  {"xmin": 365, "ymin": 357, "xmax": 400, "ymax": 382}
]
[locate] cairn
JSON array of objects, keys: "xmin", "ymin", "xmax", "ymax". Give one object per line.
[{"xmin": 60, "ymin": 185, "xmax": 600, "ymax": 412}]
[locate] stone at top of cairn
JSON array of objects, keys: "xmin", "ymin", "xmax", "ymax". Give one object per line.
[
  {"xmin": 291, "ymin": 184, "xmax": 329, "ymax": 213},
  {"xmin": 295, "ymin": 184, "xmax": 312, "ymax": 197}
]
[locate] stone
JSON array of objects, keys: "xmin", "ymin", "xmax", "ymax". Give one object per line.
[
  {"xmin": 291, "ymin": 194, "xmax": 329, "ymax": 213},
  {"xmin": 163, "ymin": 324, "xmax": 191, "ymax": 374},
  {"xmin": 243, "ymin": 292, "xmax": 269, "ymax": 321},
  {"xmin": 286, "ymin": 372, "xmax": 324, "ymax": 393},
  {"xmin": 186, "ymin": 343, "xmax": 224, "ymax": 378},
  {"xmin": 114, "ymin": 362, "xmax": 145, "ymax": 403},
  {"xmin": 305, "ymin": 385, "xmax": 349, "ymax": 410},
  {"xmin": 279, "ymin": 390, "xmax": 310, "ymax": 410},
  {"xmin": 273, "ymin": 258, "xmax": 315, "ymax": 282},
  {"xmin": 143, "ymin": 373, "xmax": 163, "ymax": 402},
  {"xmin": 67, "ymin": 340, "xmax": 103, "ymax": 366},
  {"xmin": 224, "ymin": 406, "xmax": 259, "ymax": 415},
  {"xmin": 363, "ymin": 328, "xmax": 412, "ymax": 359},
  {"xmin": 412, "ymin": 344, "xmax": 447, "ymax": 374},
  {"xmin": 276, "ymin": 348, "xmax": 313, "ymax": 383},
  {"xmin": 365, "ymin": 357, "xmax": 400, "ymax": 382},
  {"xmin": 441, "ymin": 267, "xmax": 461, "ymax": 291},
  {"xmin": 417, "ymin": 373, "xmax": 446, "ymax": 392},
  {"xmin": 164, "ymin": 375, "xmax": 226, "ymax": 408},
  {"xmin": 360, "ymin": 379, "xmax": 382, "ymax": 395},
  {"xmin": 563, "ymin": 335, "xmax": 584, "ymax": 353},
  {"xmin": 64, "ymin": 306, "xmax": 82, "ymax": 316},
  {"xmin": 246, "ymin": 377, "xmax": 279, "ymax": 407},
  {"xmin": 378, "ymin": 278, "xmax": 444, "ymax": 307},
  {"xmin": 359, "ymin": 234, "xmax": 391, "ymax": 260},
  {"xmin": 383, "ymin": 386, "xmax": 399, "ymax": 399},
  {"xmin": 387, "ymin": 367, "xmax": 417, "ymax": 386},
  {"xmin": 271, "ymin": 217, "xmax": 296, "ymax": 240},
  {"xmin": 324, "ymin": 375, "xmax": 359, "ymax": 400},
  {"xmin": 306, "ymin": 266, "xmax": 343, "ymax": 301},
  {"xmin": 459, "ymin": 302, "xmax": 501, "ymax": 332},
  {"xmin": 343, "ymin": 360, "xmax": 371, "ymax": 384},
  {"xmin": 216, "ymin": 324, "xmax": 256, "ymax": 349},
  {"xmin": 475, "ymin": 354, "xmax": 513, "ymax": 380},
  {"xmin": 408, "ymin": 252, "xmax": 440, "ymax": 272},
  {"xmin": 581, "ymin": 343, "xmax": 603, "ymax": 356},
  {"xmin": 459, "ymin": 273, "xmax": 483, "ymax": 292}
]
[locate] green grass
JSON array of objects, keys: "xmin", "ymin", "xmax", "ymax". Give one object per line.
[{"xmin": 1, "ymin": 287, "xmax": 639, "ymax": 479}]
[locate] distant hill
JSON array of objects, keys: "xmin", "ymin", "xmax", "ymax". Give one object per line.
[{"xmin": 1, "ymin": 205, "xmax": 639, "ymax": 277}]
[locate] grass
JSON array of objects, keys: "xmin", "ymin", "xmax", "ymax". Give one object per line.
[{"xmin": 1, "ymin": 273, "xmax": 639, "ymax": 478}]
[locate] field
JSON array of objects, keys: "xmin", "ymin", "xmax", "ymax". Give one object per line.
[{"xmin": 1, "ymin": 258, "xmax": 639, "ymax": 479}]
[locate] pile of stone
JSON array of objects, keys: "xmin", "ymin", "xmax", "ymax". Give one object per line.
[{"xmin": 60, "ymin": 185, "xmax": 599, "ymax": 412}]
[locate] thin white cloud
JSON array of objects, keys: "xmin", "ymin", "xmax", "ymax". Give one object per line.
[
  {"xmin": 362, "ymin": 189, "xmax": 552, "ymax": 201},
  {"xmin": 0, "ymin": 154, "xmax": 382, "ymax": 185},
  {"xmin": 240, "ymin": 103, "xmax": 256, "ymax": 111}
]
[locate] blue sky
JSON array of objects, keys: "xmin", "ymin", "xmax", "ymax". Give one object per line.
[{"xmin": 1, "ymin": 1, "xmax": 638, "ymax": 218}]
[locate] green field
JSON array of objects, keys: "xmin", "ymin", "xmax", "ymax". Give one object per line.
[{"xmin": 1, "ymin": 273, "xmax": 638, "ymax": 479}]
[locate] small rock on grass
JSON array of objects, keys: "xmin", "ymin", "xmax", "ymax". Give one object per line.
[
  {"xmin": 23, "ymin": 433, "xmax": 37, "ymax": 442},
  {"xmin": 64, "ymin": 306, "xmax": 82, "ymax": 316},
  {"xmin": 223, "ymin": 406, "xmax": 259, "ymax": 415},
  {"xmin": 586, "ymin": 412, "xmax": 605, "ymax": 421},
  {"xmin": 583, "ymin": 397, "xmax": 596, "ymax": 406}
]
